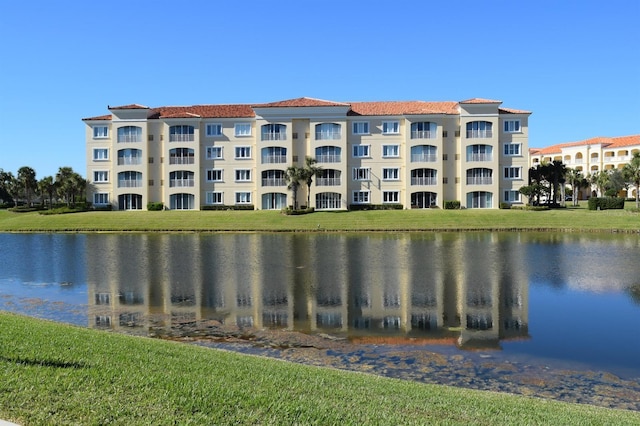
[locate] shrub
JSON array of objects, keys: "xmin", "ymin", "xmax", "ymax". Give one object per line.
[
  {"xmin": 444, "ymin": 200, "xmax": 461, "ymax": 210},
  {"xmin": 201, "ymin": 205, "xmax": 255, "ymax": 211},
  {"xmin": 349, "ymin": 204, "xmax": 403, "ymax": 211},
  {"xmin": 587, "ymin": 197, "xmax": 625, "ymax": 210},
  {"xmin": 499, "ymin": 202, "xmax": 511, "ymax": 209},
  {"xmin": 282, "ymin": 207, "xmax": 315, "ymax": 215},
  {"xmin": 147, "ymin": 202, "xmax": 164, "ymax": 211}
]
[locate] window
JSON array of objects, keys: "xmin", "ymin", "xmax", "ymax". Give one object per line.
[
  {"xmin": 169, "ymin": 171, "xmax": 194, "ymax": 187},
  {"xmin": 411, "ymin": 145, "xmax": 437, "ymax": 162},
  {"xmin": 504, "ymin": 190, "xmax": 521, "ymax": 202},
  {"xmin": 352, "ymin": 191, "xmax": 370, "ymax": 204},
  {"xmin": 504, "ymin": 120, "xmax": 521, "ymax": 133},
  {"xmin": 206, "ymin": 123, "xmax": 222, "ymax": 136},
  {"xmin": 235, "ymin": 192, "xmax": 252, "ymax": 204},
  {"xmin": 169, "ymin": 125, "xmax": 194, "ymax": 142},
  {"xmin": 382, "ymin": 145, "xmax": 399, "ymax": 158},
  {"xmin": 93, "ymin": 126, "xmax": 108, "ymax": 138},
  {"xmin": 382, "ymin": 121, "xmax": 400, "ymax": 134},
  {"xmin": 261, "ymin": 124, "xmax": 286, "ymax": 141},
  {"xmin": 206, "ymin": 146, "xmax": 223, "ymax": 159},
  {"xmin": 315, "ymin": 146, "xmax": 341, "ymax": 163},
  {"xmin": 352, "ymin": 145, "xmax": 370, "ymax": 157},
  {"xmin": 504, "ymin": 167, "xmax": 522, "ymax": 179},
  {"xmin": 235, "ymin": 123, "xmax": 252, "ymax": 137},
  {"xmin": 466, "ymin": 121, "xmax": 493, "ymax": 138},
  {"xmin": 206, "ymin": 191, "xmax": 223, "ymax": 204},
  {"xmin": 117, "ymin": 148, "xmax": 142, "ymax": 165},
  {"xmin": 117, "ymin": 126, "xmax": 142, "ymax": 143},
  {"xmin": 352, "ymin": 122, "xmax": 369, "ymax": 135},
  {"xmin": 93, "ymin": 193, "xmax": 109, "ymax": 205},
  {"xmin": 235, "ymin": 169, "xmax": 251, "ymax": 181},
  {"xmin": 315, "ymin": 123, "xmax": 341, "ymax": 140},
  {"xmin": 466, "ymin": 145, "xmax": 493, "ymax": 162},
  {"xmin": 93, "ymin": 148, "xmax": 108, "ymax": 161},
  {"xmin": 383, "ymin": 191, "xmax": 399, "ymax": 203},
  {"xmin": 169, "ymin": 148, "xmax": 194, "ymax": 165},
  {"xmin": 206, "ymin": 169, "xmax": 223, "ymax": 182},
  {"xmin": 235, "ymin": 146, "xmax": 251, "ymax": 159},
  {"xmin": 382, "ymin": 168, "xmax": 399, "ymax": 180},
  {"xmin": 261, "ymin": 147, "xmax": 287, "ymax": 163},
  {"xmin": 352, "ymin": 167, "xmax": 371, "ymax": 181},
  {"xmin": 504, "ymin": 143, "xmax": 522, "ymax": 156},
  {"xmin": 93, "ymin": 171, "xmax": 108, "ymax": 182},
  {"xmin": 410, "ymin": 122, "xmax": 436, "ymax": 139}
]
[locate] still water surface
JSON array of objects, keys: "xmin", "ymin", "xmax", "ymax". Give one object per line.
[{"xmin": 1, "ymin": 232, "xmax": 639, "ymax": 379}]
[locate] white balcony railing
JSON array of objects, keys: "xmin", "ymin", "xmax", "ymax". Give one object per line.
[
  {"xmin": 262, "ymin": 155, "xmax": 287, "ymax": 164},
  {"xmin": 169, "ymin": 134, "xmax": 194, "ymax": 142},
  {"xmin": 467, "ymin": 154, "xmax": 493, "ymax": 162},
  {"xmin": 466, "ymin": 177, "xmax": 493, "ymax": 185},
  {"xmin": 411, "ymin": 130, "xmax": 436, "ymax": 139},
  {"xmin": 466, "ymin": 130, "xmax": 493, "ymax": 139},
  {"xmin": 169, "ymin": 179, "xmax": 195, "ymax": 187},
  {"xmin": 411, "ymin": 177, "xmax": 437, "ymax": 186},
  {"xmin": 261, "ymin": 132, "xmax": 286, "ymax": 141},
  {"xmin": 117, "ymin": 135, "xmax": 141, "ymax": 143},
  {"xmin": 316, "ymin": 178, "xmax": 341, "ymax": 186},
  {"xmin": 169, "ymin": 157, "xmax": 195, "ymax": 165},
  {"xmin": 117, "ymin": 158, "xmax": 142, "ymax": 166},
  {"xmin": 411, "ymin": 154, "xmax": 437, "ymax": 162},
  {"xmin": 118, "ymin": 180, "xmax": 143, "ymax": 188},
  {"xmin": 316, "ymin": 154, "xmax": 341, "ymax": 163},
  {"xmin": 315, "ymin": 131, "xmax": 341, "ymax": 140},
  {"xmin": 262, "ymin": 178, "xmax": 286, "ymax": 186}
]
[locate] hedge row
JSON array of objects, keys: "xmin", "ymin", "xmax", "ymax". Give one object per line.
[{"xmin": 587, "ymin": 197, "xmax": 625, "ymax": 210}]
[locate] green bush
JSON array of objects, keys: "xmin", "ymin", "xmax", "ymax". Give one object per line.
[
  {"xmin": 201, "ymin": 205, "xmax": 254, "ymax": 211},
  {"xmin": 282, "ymin": 207, "xmax": 315, "ymax": 215},
  {"xmin": 587, "ymin": 197, "xmax": 625, "ymax": 210},
  {"xmin": 147, "ymin": 202, "xmax": 164, "ymax": 211},
  {"xmin": 499, "ymin": 202, "xmax": 511, "ymax": 209},
  {"xmin": 444, "ymin": 200, "xmax": 461, "ymax": 210},
  {"xmin": 349, "ymin": 204, "xmax": 403, "ymax": 211}
]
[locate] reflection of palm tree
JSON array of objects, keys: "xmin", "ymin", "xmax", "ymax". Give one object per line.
[{"xmin": 623, "ymin": 152, "xmax": 640, "ymax": 208}]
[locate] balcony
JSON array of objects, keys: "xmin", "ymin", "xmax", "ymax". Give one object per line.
[
  {"xmin": 411, "ymin": 130, "xmax": 436, "ymax": 139},
  {"xmin": 169, "ymin": 179, "xmax": 195, "ymax": 187},
  {"xmin": 262, "ymin": 155, "xmax": 287, "ymax": 164},
  {"xmin": 467, "ymin": 153, "xmax": 493, "ymax": 162},
  {"xmin": 118, "ymin": 180, "xmax": 143, "ymax": 188},
  {"xmin": 117, "ymin": 135, "xmax": 141, "ymax": 143},
  {"xmin": 169, "ymin": 134, "xmax": 194, "ymax": 142},
  {"xmin": 605, "ymin": 156, "xmax": 629, "ymax": 163},
  {"xmin": 315, "ymin": 131, "xmax": 341, "ymax": 140},
  {"xmin": 316, "ymin": 154, "xmax": 341, "ymax": 163},
  {"xmin": 466, "ymin": 130, "xmax": 493, "ymax": 138},
  {"xmin": 411, "ymin": 154, "xmax": 437, "ymax": 162},
  {"xmin": 316, "ymin": 178, "xmax": 341, "ymax": 186},
  {"xmin": 169, "ymin": 157, "xmax": 195, "ymax": 165},
  {"xmin": 410, "ymin": 177, "xmax": 437, "ymax": 186},
  {"xmin": 261, "ymin": 132, "xmax": 286, "ymax": 141},
  {"xmin": 117, "ymin": 157, "xmax": 142, "ymax": 166},
  {"xmin": 466, "ymin": 177, "xmax": 493, "ymax": 185},
  {"xmin": 262, "ymin": 178, "xmax": 286, "ymax": 187}
]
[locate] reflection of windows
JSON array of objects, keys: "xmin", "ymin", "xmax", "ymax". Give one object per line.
[
  {"xmin": 411, "ymin": 314, "xmax": 437, "ymax": 330},
  {"xmin": 383, "ymin": 316, "xmax": 401, "ymax": 329},
  {"xmin": 353, "ymin": 316, "xmax": 371, "ymax": 329},
  {"xmin": 236, "ymin": 316, "xmax": 253, "ymax": 327},
  {"xmin": 263, "ymin": 312, "xmax": 288, "ymax": 327},
  {"xmin": 354, "ymin": 295, "xmax": 371, "ymax": 307},
  {"xmin": 237, "ymin": 294, "xmax": 252, "ymax": 307},
  {"xmin": 504, "ymin": 318, "xmax": 524, "ymax": 330},
  {"xmin": 317, "ymin": 313, "xmax": 342, "ymax": 328},
  {"xmin": 466, "ymin": 289, "xmax": 492, "ymax": 306},
  {"xmin": 95, "ymin": 316, "xmax": 111, "ymax": 327},
  {"xmin": 466, "ymin": 314, "xmax": 493, "ymax": 330},
  {"xmin": 383, "ymin": 293, "xmax": 400, "ymax": 307},
  {"xmin": 119, "ymin": 312, "xmax": 142, "ymax": 327},
  {"xmin": 95, "ymin": 293, "xmax": 110, "ymax": 305}
]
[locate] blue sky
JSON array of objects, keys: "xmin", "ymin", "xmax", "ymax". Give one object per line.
[{"xmin": 1, "ymin": 0, "xmax": 638, "ymax": 178}]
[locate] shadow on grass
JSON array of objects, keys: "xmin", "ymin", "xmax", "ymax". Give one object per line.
[{"xmin": 0, "ymin": 355, "xmax": 88, "ymax": 369}]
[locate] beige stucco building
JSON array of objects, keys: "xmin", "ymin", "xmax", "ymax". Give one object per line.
[{"xmin": 84, "ymin": 97, "xmax": 531, "ymax": 210}]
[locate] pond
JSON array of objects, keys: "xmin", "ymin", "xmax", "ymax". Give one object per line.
[{"xmin": 1, "ymin": 232, "xmax": 639, "ymax": 401}]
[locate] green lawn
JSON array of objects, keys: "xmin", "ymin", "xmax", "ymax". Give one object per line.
[
  {"xmin": 1, "ymin": 313, "xmax": 638, "ymax": 425},
  {"xmin": 0, "ymin": 204, "xmax": 639, "ymax": 233}
]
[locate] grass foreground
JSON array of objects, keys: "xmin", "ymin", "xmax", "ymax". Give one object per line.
[
  {"xmin": 0, "ymin": 204, "xmax": 639, "ymax": 233},
  {"xmin": 1, "ymin": 313, "xmax": 638, "ymax": 425}
]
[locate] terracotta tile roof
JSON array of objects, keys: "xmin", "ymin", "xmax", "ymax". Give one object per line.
[
  {"xmin": 254, "ymin": 97, "xmax": 350, "ymax": 108},
  {"xmin": 108, "ymin": 104, "xmax": 149, "ymax": 110},
  {"xmin": 530, "ymin": 135, "xmax": 640, "ymax": 156},
  {"xmin": 499, "ymin": 107, "xmax": 532, "ymax": 114},
  {"xmin": 150, "ymin": 105, "xmax": 256, "ymax": 119},
  {"xmin": 348, "ymin": 101, "xmax": 459, "ymax": 116},
  {"xmin": 82, "ymin": 114, "xmax": 112, "ymax": 121},
  {"xmin": 459, "ymin": 98, "xmax": 502, "ymax": 104}
]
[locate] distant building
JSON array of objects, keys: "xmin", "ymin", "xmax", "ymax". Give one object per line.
[
  {"xmin": 84, "ymin": 97, "xmax": 531, "ymax": 210},
  {"xmin": 529, "ymin": 135, "xmax": 640, "ymax": 199}
]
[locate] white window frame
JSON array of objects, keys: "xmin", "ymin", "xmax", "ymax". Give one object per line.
[
  {"xmin": 383, "ymin": 191, "xmax": 399, "ymax": 203},
  {"xmin": 234, "ymin": 123, "xmax": 252, "ymax": 137},
  {"xmin": 352, "ymin": 145, "xmax": 370, "ymax": 158},
  {"xmin": 504, "ymin": 190, "xmax": 521, "ymax": 202},
  {"xmin": 93, "ymin": 170, "xmax": 109, "ymax": 183},
  {"xmin": 235, "ymin": 146, "xmax": 252, "ymax": 159},
  {"xmin": 206, "ymin": 146, "xmax": 223, "ymax": 160},
  {"xmin": 206, "ymin": 191, "xmax": 223, "ymax": 205},
  {"xmin": 235, "ymin": 169, "xmax": 251, "ymax": 182},
  {"xmin": 352, "ymin": 167, "xmax": 371, "ymax": 181},
  {"xmin": 382, "ymin": 121, "xmax": 400, "ymax": 134},
  {"xmin": 235, "ymin": 192, "xmax": 252, "ymax": 204},
  {"xmin": 352, "ymin": 121, "xmax": 369, "ymax": 135},
  {"xmin": 504, "ymin": 120, "xmax": 521, "ymax": 133},
  {"xmin": 503, "ymin": 143, "xmax": 522, "ymax": 156},
  {"xmin": 93, "ymin": 148, "xmax": 109, "ymax": 161},
  {"xmin": 382, "ymin": 145, "xmax": 399, "ymax": 158},
  {"xmin": 206, "ymin": 169, "xmax": 223, "ymax": 182},
  {"xmin": 382, "ymin": 168, "xmax": 400, "ymax": 181},
  {"xmin": 206, "ymin": 123, "xmax": 223, "ymax": 137},
  {"xmin": 504, "ymin": 166, "xmax": 522, "ymax": 180},
  {"xmin": 93, "ymin": 126, "xmax": 109, "ymax": 139},
  {"xmin": 352, "ymin": 190, "xmax": 370, "ymax": 204},
  {"xmin": 93, "ymin": 192, "xmax": 109, "ymax": 205}
]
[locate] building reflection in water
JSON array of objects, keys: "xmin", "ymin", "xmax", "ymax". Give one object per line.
[{"xmin": 86, "ymin": 233, "xmax": 529, "ymax": 350}]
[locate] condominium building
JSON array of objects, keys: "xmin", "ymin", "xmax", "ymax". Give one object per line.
[
  {"xmin": 529, "ymin": 134, "xmax": 640, "ymax": 198},
  {"xmin": 84, "ymin": 97, "xmax": 531, "ymax": 210}
]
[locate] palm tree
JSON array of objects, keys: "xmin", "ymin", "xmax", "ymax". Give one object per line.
[
  {"xmin": 623, "ymin": 152, "xmax": 640, "ymax": 208},
  {"xmin": 55, "ymin": 167, "xmax": 85, "ymax": 207},
  {"xmin": 565, "ymin": 168, "xmax": 585, "ymax": 206},
  {"xmin": 548, "ymin": 160, "xmax": 567, "ymax": 206},
  {"xmin": 284, "ymin": 166, "xmax": 305, "ymax": 210},
  {"xmin": 589, "ymin": 170, "xmax": 609, "ymax": 198},
  {"xmin": 38, "ymin": 176, "xmax": 57, "ymax": 209},
  {"xmin": 0, "ymin": 169, "xmax": 16, "ymax": 206},
  {"xmin": 302, "ymin": 156, "xmax": 321, "ymax": 209},
  {"xmin": 17, "ymin": 166, "xmax": 37, "ymax": 207}
]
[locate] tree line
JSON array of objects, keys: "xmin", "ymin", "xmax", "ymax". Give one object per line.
[
  {"xmin": 520, "ymin": 152, "xmax": 640, "ymax": 208},
  {"xmin": 0, "ymin": 166, "xmax": 86, "ymax": 209}
]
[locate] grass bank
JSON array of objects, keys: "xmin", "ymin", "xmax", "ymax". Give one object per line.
[
  {"xmin": 0, "ymin": 313, "xmax": 638, "ymax": 425},
  {"xmin": 0, "ymin": 205, "xmax": 639, "ymax": 233}
]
